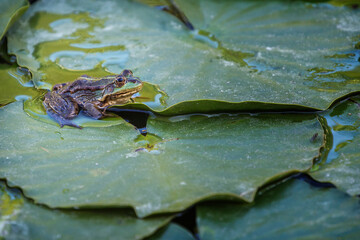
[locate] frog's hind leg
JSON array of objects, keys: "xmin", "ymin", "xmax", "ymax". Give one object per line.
[
  {"xmin": 43, "ymin": 92, "xmax": 82, "ymax": 129},
  {"xmin": 45, "ymin": 108, "xmax": 82, "ymax": 129}
]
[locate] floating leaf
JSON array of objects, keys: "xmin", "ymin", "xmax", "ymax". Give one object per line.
[
  {"xmin": 310, "ymin": 96, "xmax": 360, "ymax": 196},
  {"xmin": 197, "ymin": 179, "xmax": 360, "ymax": 240},
  {"xmin": 0, "ymin": 182, "xmax": 171, "ymax": 240},
  {"xmin": 0, "ymin": 0, "xmax": 29, "ymax": 40},
  {"xmin": 0, "ymin": 102, "xmax": 322, "ymax": 217},
  {"xmin": 7, "ymin": 0, "xmax": 360, "ymax": 114}
]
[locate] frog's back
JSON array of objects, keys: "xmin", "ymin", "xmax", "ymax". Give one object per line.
[{"xmin": 76, "ymin": 75, "xmax": 117, "ymax": 87}]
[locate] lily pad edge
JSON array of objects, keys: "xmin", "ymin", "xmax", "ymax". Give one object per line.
[
  {"xmin": 0, "ymin": 0, "xmax": 29, "ymax": 40},
  {"xmin": 1, "ymin": 169, "xmax": 324, "ymax": 218},
  {"xmin": 8, "ymin": 49, "xmax": 360, "ymax": 114}
]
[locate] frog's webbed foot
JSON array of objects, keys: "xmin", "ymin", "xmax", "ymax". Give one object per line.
[{"xmin": 45, "ymin": 108, "xmax": 82, "ymax": 129}]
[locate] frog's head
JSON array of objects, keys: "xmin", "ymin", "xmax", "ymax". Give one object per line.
[{"xmin": 99, "ymin": 69, "xmax": 143, "ymax": 105}]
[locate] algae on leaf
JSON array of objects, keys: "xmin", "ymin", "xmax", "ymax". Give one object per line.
[
  {"xmin": 0, "ymin": 0, "xmax": 29, "ymax": 40},
  {"xmin": 310, "ymin": 96, "xmax": 360, "ymax": 196},
  {"xmin": 197, "ymin": 179, "xmax": 360, "ymax": 240},
  {"xmin": 0, "ymin": 63, "xmax": 38, "ymax": 107},
  {"xmin": 7, "ymin": 0, "xmax": 360, "ymax": 113},
  {"xmin": 0, "ymin": 101, "xmax": 322, "ymax": 217}
]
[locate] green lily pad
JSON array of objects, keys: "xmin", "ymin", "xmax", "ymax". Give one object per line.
[
  {"xmin": 310, "ymin": 96, "xmax": 360, "ymax": 196},
  {"xmin": 0, "ymin": 0, "xmax": 28, "ymax": 40},
  {"xmin": 0, "ymin": 101, "xmax": 322, "ymax": 217},
  {"xmin": 149, "ymin": 223, "xmax": 195, "ymax": 240},
  {"xmin": 0, "ymin": 182, "xmax": 172, "ymax": 240},
  {"xmin": 197, "ymin": 179, "xmax": 360, "ymax": 240},
  {"xmin": 0, "ymin": 63, "xmax": 39, "ymax": 107},
  {"xmin": 7, "ymin": 0, "xmax": 360, "ymax": 114}
]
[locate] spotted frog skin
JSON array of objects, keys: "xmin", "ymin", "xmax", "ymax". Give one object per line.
[{"xmin": 43, "ymin": 69, "xmax": 143, "ymax": 128}]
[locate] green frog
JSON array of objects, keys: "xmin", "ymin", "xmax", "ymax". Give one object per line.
[{"xmin": 43, "ymin": 69, "xmax": 143, "ymax": 128}]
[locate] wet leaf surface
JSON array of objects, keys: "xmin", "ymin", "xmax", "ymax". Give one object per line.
[
  {"xmin": 0, "ymin": 63, "xmax": 38, "ymax": 107},
  {"xmin": 1, "ymin": 0, "xmax": 359, "ymax": 237},
  {"xmin": 0, "ymin": 101, "xmax": 322, "ymax": 217},
  {"xmin": 197, "ymin": 178, "xmax": 360, "ymax": 240},
  {"xmin": 0, "ymin": 0, "xmax": 28, "ymax": 40},
  {"xmin": 0, "ymin": 182, "xmax": 172, "ymax": 240},
  {"xmin": 310, "ymin": 96, "xmax": 360, "ymax": 196},
  {"xmin": 6, "ymin": 0, "xmax": 360, "ymax": 113}
]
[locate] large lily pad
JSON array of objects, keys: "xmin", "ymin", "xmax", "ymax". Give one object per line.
[
  {"xmin": 0, "ymin": 182, "xmax": 171, "ymax": 240},
  {"xmin": 7, "ymin": 0, "xmax": 360, "ymax": 114},
  {"xmin": 197, "ymin": 179, "xmax": 360, "ymax": 240},
  {"xmin": 310, "ymin": 96, "xmax": 360, "ymax": 196},
  {"xmin": 0, "ymin": 0, "xmax": 29, "ymax": 40},
  {"xmin": 0, "ymin": 101, "xmax": 322, "ymax": 217}
]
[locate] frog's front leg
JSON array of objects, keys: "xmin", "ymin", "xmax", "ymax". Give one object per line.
[
  {"xmin": 43, "ymin": 92, "xmax": 82, "ymax": 129},
  {"xmin": 82, "ymin": 102, "xmax": 108, "ymax": 119}
]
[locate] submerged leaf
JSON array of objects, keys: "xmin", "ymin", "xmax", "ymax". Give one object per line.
[
  {"xmin": 0, "ymin": 102, "xmax": 322, "ymax": 217},
  {"xmin": 6, "ymin": 0, "xmax": 360, "ymax": 113},
  {"xmin": 0, "ymin": 63, "xmax": 38, "ymax": 107},
  {"xmin": 197, "ymin": 179, "xmax": 360, "ymax": 240},
  {"xmin": 0, "ymin": 182, "xmax": 171, "ymax": 240},
  {"xmin": 310, "ymin": 96, "xmax": 360, "ymax": 196}
]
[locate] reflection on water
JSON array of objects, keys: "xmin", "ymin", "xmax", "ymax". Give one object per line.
[
  {"xmin": 49, "ymin": 49, "xmax": 129, "ymax": 72},
  {"xmin": 313, "ymin": 96, "xmax": 359, "ymax": 169},
  {"xmin": 28, "ymin": 11, "xmax": 118, "ymax": 88},
  {"xmin": 133, "ymin": 132, "xmax": 179, "ymax": 154},
  {"xmin": 305, "ymin": 50, "xmax": 360, "ymax": 92},
  {"xmin": 191, "ymin": 29, "xmax": 254, "ymax": 67},
  {"xmin": 191, "ymin": 29, "xmax": 219, "ymax": 48},
  {"xmin": 7, "ymin": 66, "xmax": 33, "ymax": 87},
  {"xmin": 134, "ymin": 133, "xmax": 164, "ymax": 154},
  {"xmin": 0, "ymin": 63, "xmax": 38, "ymax": 107},
  {"xmin": 0, "ymin": 182, "xmax": 24, "ymax": 218},
  {"xmin": 132, "ymin": 82, "xmax": 168, "ymax": 109}
]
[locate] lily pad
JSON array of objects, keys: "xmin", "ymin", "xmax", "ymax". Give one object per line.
[
  {"xmin": 0, "ymin": 63, "xmax": 39, "ymax": 107},
  {"xmin": 6, "ymin": 0, "xmax": 360, "ymax": 114},
  {"xmin": 0, "ymin": 182, "xmax": 171, "ymax": 240},
  {"xmin": 310, "ymin": 96, "xmax": 360, "ymax": 196},
  {"xmin": 0, "ymin": 101, "xmax": 322, "ymax": 217},
  {"xmin": 197, "ymin": 178, "xmax": 360, "ymax": 240},
  {"xmin": 0, "ymin": 0, "xmax": 28, "ymax": 40}
]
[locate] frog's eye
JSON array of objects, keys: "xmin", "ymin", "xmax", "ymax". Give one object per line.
[
  {"xmin": 121, "ymin": 69, "xmax": 133, "ymax": 77},
  {"xmin": 116, "ymin": 76, "xmax": 125, "ymax": 82}
]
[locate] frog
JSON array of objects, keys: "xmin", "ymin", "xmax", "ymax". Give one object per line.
[{"xmin": 43, "ymin": 69, "xmax": 143, "ymax": 128}]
